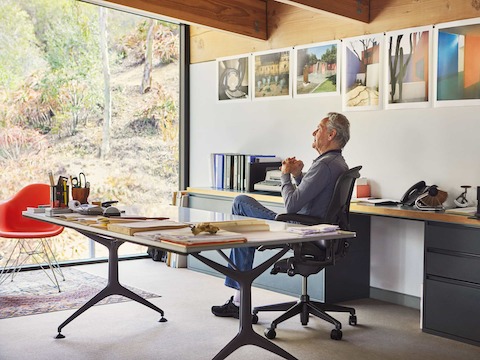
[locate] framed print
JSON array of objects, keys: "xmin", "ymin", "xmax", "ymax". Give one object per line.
[
  {"xmin": 252, "ymin": 48, "xmax": 292, "ymax": 100},
  {"xmin": 293, "ymin": 41, "xmax": 340, "ymax": 98},
  {"xmin": 384, "ymin": 26, "xmax": 433, "ymax": 109},
  {"xmin": 342, "ymin": 33, "xmax": 384, "ymax": 111},
  {"xmin": 433, "ymin": 17, "xmax": 480, "ymax": 107},
  {"xmin": 217, "ymin": 54, "xmax": 251, "ymax": 102}
]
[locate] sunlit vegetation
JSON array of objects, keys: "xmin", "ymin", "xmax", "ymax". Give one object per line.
[{"xmin": 0, "ymin": 0, "xmax": 180, "ymax": 263}]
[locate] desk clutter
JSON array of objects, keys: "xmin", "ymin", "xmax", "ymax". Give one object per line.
[
  {"xmin": 25, "ymin": 208, "xmax": 272, "ymax": 248},
  {"xmin": 48, "ymin": 171, "xmax": 91, "ymax": 208}
]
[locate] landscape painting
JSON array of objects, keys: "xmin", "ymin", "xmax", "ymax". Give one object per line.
[
  {"xmin": 253, "ymin": 48, "xmax": 292, "ymax": 100},
  {"xmin": 217, "ymin": 54, "xmax": 250, "ymax": 101},
  {"xmin": 385, "ymin": 26, "xmax": 432, "ymax": 109},
  {"xmin": 342, "ymin": 33, "xmax": 384, "ymax": 111},
  {"xmin": 294, "ymin": 41, "xmax": 340, "ymax": 97},
  {"xmin": 434, "ymin": 18, "xmax": 480, "ymax": 107}
]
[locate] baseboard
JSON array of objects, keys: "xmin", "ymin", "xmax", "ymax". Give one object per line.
[{"xmin": 370, "ymin": 287, "xmax": 420, "ymax": 310}]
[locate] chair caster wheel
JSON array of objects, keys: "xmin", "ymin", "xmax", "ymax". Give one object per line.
[
  {"xmin": 252, "ymin": 314, "xmax": 258, "ymax": 324},
  {"xmin": 264, "ymin": 328, "xmax": 276, "ymax": 339},
  {"xmin": 349, "ymin": 315, "xmax": 357, "ymax": 326},
  {"xmin": 330, "ymin": 329, "xmax": 342, "ymax": 340}
]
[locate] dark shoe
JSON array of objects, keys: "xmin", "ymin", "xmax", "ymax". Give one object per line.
[{"xmin": 211, "ymin": 296, "xmax": 239, "ymax": 318}]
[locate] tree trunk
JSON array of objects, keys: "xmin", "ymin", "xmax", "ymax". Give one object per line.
[
  {"xmin": 99, "ymin": 7, "xmax": 111, "ymax": 159},
  {"xmin": 141, "ymin": 19, "xmax": 155, "ymax": 94}
]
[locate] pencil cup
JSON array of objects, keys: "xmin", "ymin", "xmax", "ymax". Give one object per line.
[
  {"xmin": 50, "ymin": 185, "xmax": 69, "ymax": 208},
  {"xmin": 72, "ymin": 187, "xmax": 90, "ymax": 204}
]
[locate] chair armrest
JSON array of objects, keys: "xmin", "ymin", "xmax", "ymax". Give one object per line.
[{"xmin": 275, "ymin": 213, "xmax": 325, "ymax": 226}]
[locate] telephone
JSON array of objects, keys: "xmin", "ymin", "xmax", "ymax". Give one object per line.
[{"xmin": 400, "ymin": 181, "xmax": 429, "ymax": 206}]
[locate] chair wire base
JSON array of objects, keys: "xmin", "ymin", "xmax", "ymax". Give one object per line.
[{"xmin": 0, "ymin": 238, "xmax": 65, "ymax": 292}]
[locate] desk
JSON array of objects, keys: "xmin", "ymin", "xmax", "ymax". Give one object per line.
[
  {"xmin": 24, "ymin": 206, "xmax": 355, "ymax": 360},
  {"xmin": 186, "ymin": 187, "xmax": 480, "ymax": 347}
]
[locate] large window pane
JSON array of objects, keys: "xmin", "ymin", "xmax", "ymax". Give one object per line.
[{"xmin": 0, "ymin": 0, "xmax": 180, "ymax": 264}]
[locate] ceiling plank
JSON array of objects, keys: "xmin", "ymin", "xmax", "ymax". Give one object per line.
[
  {"xmin": 274, "ymin": 0, "xmax": 370, "ymax": 23},
  {"xmin": 98, "ymin": 0, "xmax": 268, "ymax": 40}
]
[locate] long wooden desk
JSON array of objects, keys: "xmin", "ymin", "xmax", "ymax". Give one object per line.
[
  {"xmin": 24, "ymin": 206, "xmax": 355, "ymax": 360},
  {"xmin": 186, "ymin": 187, "xmax": 480, "ymax": 227},
  {"xmin": 186, "ymin": 187, "xmax": 480, "ymax": 347}
]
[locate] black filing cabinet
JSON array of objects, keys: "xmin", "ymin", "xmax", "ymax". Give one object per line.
[{"xmin": 423, "ymin": 222, "xmax": 480, "ymax": 346}]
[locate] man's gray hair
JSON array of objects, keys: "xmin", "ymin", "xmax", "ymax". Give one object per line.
[{"xmin": 325, "ymin": 112, "xmax": 350, "ymax": 148}]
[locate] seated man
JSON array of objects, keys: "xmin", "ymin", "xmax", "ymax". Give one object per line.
[{"xmin": 212, "ymin": 112, "xmax": 351, "ymax": 318}]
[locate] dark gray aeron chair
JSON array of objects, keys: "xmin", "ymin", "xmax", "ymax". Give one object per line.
[{"xmin": 252, "ymin": 166, "xmax": 362, "ymax": 341}]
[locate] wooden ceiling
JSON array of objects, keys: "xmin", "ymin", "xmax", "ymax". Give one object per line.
[{"xmin": 98, "ymin": 0, "xmax": 371, "ymax": 40}]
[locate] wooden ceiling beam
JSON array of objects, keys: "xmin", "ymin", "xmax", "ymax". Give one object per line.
[
  {"xmin": 96, "ymin": 0, "xmax": 268, "ymax": 40},
  {"xmin": 274, "ymin": 0, "xmax": 370, "ymax": 23}
]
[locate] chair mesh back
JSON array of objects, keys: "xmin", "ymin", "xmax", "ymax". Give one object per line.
[{"xmin": 324, "ymin": 166, "xmax": 362, "ymax": 231}]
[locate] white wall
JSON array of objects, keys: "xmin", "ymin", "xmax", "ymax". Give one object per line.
[{"xmin": 190, "ymin": 61, "xmax": 480, "ymax": 297}]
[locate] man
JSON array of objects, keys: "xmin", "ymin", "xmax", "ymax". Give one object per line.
[{"xmin": 211, "ymin": 112, "xmax": 351, "ymax": 318}]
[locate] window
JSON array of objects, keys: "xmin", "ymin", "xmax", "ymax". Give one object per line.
[{"xmin": 0, "ymin": 0, "xmax": 181, "ymax": 264}]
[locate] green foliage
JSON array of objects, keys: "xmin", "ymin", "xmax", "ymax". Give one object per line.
[
  {"xmin": 0, "ymin": 1, "xmax": 43, "ymax": 90},
  {"xmin": 306, "ymin": 53, "xmax": 318, "ymax": 66},
  {"xmin": 0, "ymin": 0, "xmax": 180, "ymax": 224},
  {"xmin": 321, "ymin": 45, "xmax": 337, "ymax": 65}
]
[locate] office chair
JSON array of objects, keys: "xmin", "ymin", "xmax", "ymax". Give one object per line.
[
  {"xmin": 0, "ymin": 183, "xmax": 65, "ymax": 291},
  {"xmin": 252, "ymin": 166, "xmax": 362, "ymax": 340}
]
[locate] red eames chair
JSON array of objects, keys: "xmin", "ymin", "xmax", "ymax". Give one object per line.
[{"xmin": 0, "ymin": 183, "xmax": 65, "ymax": 291}]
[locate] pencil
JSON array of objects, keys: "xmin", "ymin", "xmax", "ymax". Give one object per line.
[
  {"xmin": 63, "ymin": 179, "xmax": 67, "ymax": 205},
  {"xmin": 48, "ymin": 171, "xmax": 55, "ymax": 186}
]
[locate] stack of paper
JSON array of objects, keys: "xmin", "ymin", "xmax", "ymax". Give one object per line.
[
  {"xmin": 287, "ymin": 224, "xmax": 339, "ymax": 235},
  {"xmin": 135, "ymin": 227, "xmax": 247, "ymax": 248},
  {"xmin": 107, "ymin": 220, "xmax": 189, "ymax": 235},
  {"xmin": 206, "ymin": 219, "xmax": 270, "ymax": 232}
]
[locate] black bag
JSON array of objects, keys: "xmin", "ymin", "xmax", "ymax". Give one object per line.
[{"xmin": 147, "ymin": 247, "xmax": 165, "ymax": 262}]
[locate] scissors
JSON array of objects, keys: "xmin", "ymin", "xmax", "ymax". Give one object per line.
[{"xmin": 71, "ymin": 172, "xmax": 87, "ymax": 188}]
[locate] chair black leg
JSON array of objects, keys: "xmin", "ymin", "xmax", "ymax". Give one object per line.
[
  {"xmin": 309, "ymin": 300, "xmax": 356, "ymax": 316},
  {"xmin": 306, "ymin": 302, "xmax": 342, "ymax": 330},
  {"xmin": 270, "ymin": 301, "xmax": 304, "ymax": 330},
  {"xmin": 254, "ymin": 284, "xmax": 357, "ymax": 340},
  {"xmin": 253, "ymin": 301, "xmax": 297, "ymax": 314}
]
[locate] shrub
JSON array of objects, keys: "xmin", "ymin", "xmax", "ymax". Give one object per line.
[{"xmin": 0, "ymin": 126, "xmax": 48, "ymax": 161}]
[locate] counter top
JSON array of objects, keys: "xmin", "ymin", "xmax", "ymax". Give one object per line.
[{"xmin": 187, "ymin": 187, "xmax": 480, "ymax": 228}]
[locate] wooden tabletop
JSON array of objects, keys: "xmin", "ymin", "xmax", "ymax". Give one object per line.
[{"xmin": 187, "ymin": 187, "xmax": 480, "ymax": 228}]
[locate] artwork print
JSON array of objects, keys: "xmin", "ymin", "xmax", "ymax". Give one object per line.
[
  {"xmin": 434, "ymin": 18, "xmax": 480, "ymax": 106},
  {"xmin": 217, "ymin": 55, "xmax": 250, "ymax": 101},
  {"xmin": 342, "ymin": 34, "xmax": 383, "ymax": 110},
  {"xmin": 253, "ymin": 49, "xmax": 291, "ymax": 99},
  {"xmin": 386, "ymin": 27, "xmax": 432, "ymax": 108},
  {"xmin": 294, "ymin": 41, "xmax": 340, "ymax": 97}
]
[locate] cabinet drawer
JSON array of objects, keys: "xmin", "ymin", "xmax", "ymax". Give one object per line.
[
  {"xmin": 426, "ymin": 223, "xmax": 480, "ymax": 255},
  {"xmin": 424, "ymin": 278, "xmax": 480, "ymax": 344},
  {"xmin": 426, "ymin": 251, "xmax": 480, "ymax": 284}
]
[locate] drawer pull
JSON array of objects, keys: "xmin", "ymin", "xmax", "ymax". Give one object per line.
[
  {"xmin": 426, "ymin": 274, "xmax": 480, "ymax": 290},
  {"xmin": 427, "ymin": 247, "xmax": 480, "ymax": 260}
]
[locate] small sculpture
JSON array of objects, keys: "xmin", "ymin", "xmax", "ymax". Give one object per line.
[
  {"xmin": 191, "ymin": 222, "xmax": 219, "ymax": 235},
  {"xmin": 454, "ymin": 185, "xmax": 471, "ymax": 208}
]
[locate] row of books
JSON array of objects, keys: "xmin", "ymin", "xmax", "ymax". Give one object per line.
[{"xmin": 210, "ymin": 153, "xmax": 282, "ymax": 191}]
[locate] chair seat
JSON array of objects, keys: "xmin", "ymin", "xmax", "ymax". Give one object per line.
[{"xmin": 0, "ymin": 229, "xmax": 63, "ymax": 238}]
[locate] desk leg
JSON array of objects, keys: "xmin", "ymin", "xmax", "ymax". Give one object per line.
[
  {"xmin": 55, "ymin": 231, "xmax": 166, "ymax": 339},
  {"xmin": 192, "ymin": 246, "xmax": 297, "ymax": 360}
]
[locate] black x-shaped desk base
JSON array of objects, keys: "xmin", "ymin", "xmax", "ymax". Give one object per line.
[
  {"xmin": 54, "ymin": 229, "xmax": 298, "ymax": 359},
  {"xmin": 192, "ymin": 245, "xmax": 298, "ymax": 360},
  {"xmin": 55, "ymin": 230, "xmax": 166, "ymax": 339}
]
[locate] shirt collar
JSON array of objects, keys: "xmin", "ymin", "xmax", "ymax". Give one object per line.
[{"xmin": 314, "ymin": 149, "xmax": 342, "ymax": 162}]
